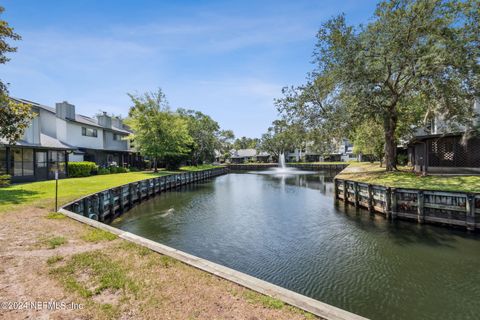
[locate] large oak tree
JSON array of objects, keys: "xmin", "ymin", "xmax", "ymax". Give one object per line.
[{"xmin": 277, "ymin": 0, "xmax": 479, "ymax": 171}]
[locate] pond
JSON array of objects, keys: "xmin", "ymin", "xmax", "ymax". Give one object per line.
[{"xmin": 112, "ymin": 170, "xmax": 480, "ymax": 320}]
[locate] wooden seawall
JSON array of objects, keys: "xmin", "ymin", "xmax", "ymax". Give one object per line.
[
  {"xmin": 334, "ymin": 178, "xmax": 480, "ymax": 231},
  {"xmin": 63, "ymin": 167, "xmax": 229, "ymax": 222}
]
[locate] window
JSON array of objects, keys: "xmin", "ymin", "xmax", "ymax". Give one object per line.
[
  {"xmin": 10, "ymin": 148, "xmax": 34, "ymax": 177},
  {"xmin": 82, "ymin": 127, "xmax": 98, "ymax": 137},
  {"xmin": 113, "ymin": 133, "xmax": 119, "ymax": 141}
]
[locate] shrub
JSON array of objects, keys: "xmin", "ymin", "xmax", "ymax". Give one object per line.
[
  {"xmin": 0, "ymin": 174, "xmax": 11, "ymax": 187},
  {"xmin": 68, "ymin": 162, "xmax": 98, "ymax": 177},
  {"xmin": 97, "ymin": 167, "xmax": 110, "ymax": 175},
  {"xmin": 109, "ymin": 166, "xmax": 118, "ymax": 174},
  {"xmin": 129, "ymin": 167, "xmax": 140, "ymax": 172},
  {"xmin": 116, "ymin": 166, "xmax": 128, "ymax": 173},
  {"xmin": 397, "ymin": 154, "xmax": 409, "ymax": 166}
]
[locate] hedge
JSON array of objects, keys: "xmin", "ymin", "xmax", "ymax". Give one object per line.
[{"xmin": 68, "ymin": 161, "xmax": 98, "ymax": 177}]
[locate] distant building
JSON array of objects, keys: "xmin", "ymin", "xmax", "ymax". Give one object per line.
[
  {"xmin": 229, "ymin": 149, "xmax": 271, "ymax": 163},
  {"xmin": 408, "ymin": 98, "xmax": 480, "ymax": 174},
  {"xmin": 0, "ymin": 98, "xmax": 141, "ymax": 183}
]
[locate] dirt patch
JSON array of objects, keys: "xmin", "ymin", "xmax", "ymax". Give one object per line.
[{"xmin": 0, "ymin": 207, "xmax": 318, "ymax": 319}]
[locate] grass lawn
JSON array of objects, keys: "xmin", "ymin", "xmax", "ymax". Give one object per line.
[
  {"xmin": 0, "ymin": 165, "xmax": 227, "ymax": 213},
  {"xmin": 0, "ymin": 171, "xmax": 172, "ymax": 213},
  {"xmin": 336, "ymin": 162, "xmax": 480, "ymax": 193}
]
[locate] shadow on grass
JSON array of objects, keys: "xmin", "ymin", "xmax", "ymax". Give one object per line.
[{"xmin": 0, "ymin": 188, "xmax": 40, "ymax": 206}]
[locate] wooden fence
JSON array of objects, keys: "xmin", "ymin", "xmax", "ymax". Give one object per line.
[
  {"xmin": 335, "ymin": 178, "xmax": 479, "ymax": 231},
  {"xmin": 62, "ymin": 168, "xmax": 229, "ymax": 222}
]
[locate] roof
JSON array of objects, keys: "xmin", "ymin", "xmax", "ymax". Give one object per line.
[
  {"xmin": 231, "ymin": 149, "xmax": 257, "ymax": 158},
  {"xmin": 408, "ymin": 132, "xmax": 466, "ymax": 145},
  {"xmin": 11, "ymin": 97, "xmax": 132, "ymax": 135},
  {"xmin": 0, "ymin": 133, "xmax": 76, "ymax": 150}
]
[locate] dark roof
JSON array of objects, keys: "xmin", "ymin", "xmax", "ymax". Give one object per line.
[
  {"xmin": 0, "ymin": 133, "xmax": 76, "ymax": 150},
  {"xmin": 11, "ymin": 97, "xmax": 132, "ymax": 135},
  {"xmin": 408, "ymin": 132, "xmax": 465, "ymax": 145}
]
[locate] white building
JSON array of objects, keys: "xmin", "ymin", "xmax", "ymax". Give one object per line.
[{"xmin": 0, "ymin": 98, "xmax": 141, "ymax": 183}]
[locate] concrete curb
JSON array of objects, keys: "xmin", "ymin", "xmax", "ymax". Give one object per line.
[{"xmin": 59, "ymin": 208, "xmax": 368, "ymax": 320}]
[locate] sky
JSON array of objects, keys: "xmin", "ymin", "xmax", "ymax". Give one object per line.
[{"xmin": 2, "ymin": 0, "xmax": 378, "ymax": 138}]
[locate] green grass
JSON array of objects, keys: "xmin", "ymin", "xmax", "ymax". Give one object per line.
[
  {"xmin": 47, "ymin": 255, "xmax": 64, "ymax": 265},
  {"xmin": 46, "ymin": 212, "xmax": 66, "ymax": 219},
  {"xmin": 336, "ymin": 162, "xmax": 480, "ymax": 193},
  {"xmin": 81, "ymin": 228, "xmax": 117, "ymax": 242},
  {"xmin": 242, "ymin": 291, "xmax": 285, "ymax": 309},
  {"xmin": 44, "ymin": 236, "xmax": 67, "ymax": 249},
  {"xmin": 0, "ymin": 171, "xmax": 174, "ymax": 213},
  {"xmin": 50, "ymin": 250, "xmax": 138, "ymax": 298},
  {"xmin": 179, "ymin": 164, "xmax": 222, "ymax": 171},
  {"xmin": 0, "ymin": 166, "xmax": 223, "ymax": 214}
]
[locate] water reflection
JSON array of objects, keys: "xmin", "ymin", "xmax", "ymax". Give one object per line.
[{"xmin": 112, "ymin": 172, "xmax": 480, "ymax": 320}]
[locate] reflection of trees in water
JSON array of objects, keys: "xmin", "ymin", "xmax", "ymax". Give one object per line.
[{"xmin": 263, "ymin": 170, "xmax": 340, "ymax": 195}]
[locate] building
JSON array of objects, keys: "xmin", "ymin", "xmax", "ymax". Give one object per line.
[
  {"xmin": 229, "ymin": 149, "xmax": 271, "ymax": 163},
  {"xmin": 408, "ymin": 99, "xmax": 480, "ymax": 174},
  {"xmin": 0, "ymin": 98, "xmax": 140, "ymax": 183}
]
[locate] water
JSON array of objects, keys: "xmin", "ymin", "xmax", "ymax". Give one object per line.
[{"xmin": 112, "ymin": 171, "xmax": 480, "ymax": 320}]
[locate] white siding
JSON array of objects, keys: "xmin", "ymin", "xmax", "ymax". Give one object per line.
[{"xmin": 64, "ymin": 122, "xmax": 104, "ymax": 149}]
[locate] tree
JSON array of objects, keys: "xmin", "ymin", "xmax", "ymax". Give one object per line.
[
  {"xmin": 277, "ymin": 0, "xmax": 479, "ymax": 171},
  {"xmin": 218, "ymin": 129, "xmax": 235, "ymax": 159},
  {"xmin": 126, "ymin": 89, "xmax": 192, "ymax": 171},
  {"xmin": 0, "ymin": 6, "xmax": 34, "ymax": 145},
  {"xmin": 178, "ymin": 108, "xmax": 220, "ymax": 165},
  {"xmin": 352, "ymin": 122, "xmax": 385, "ymax": 164},
  {"xmin": 259, "ymin": 120, "xmax": 305, "ymax": 160},
  {"xmin": 233, "ymin": 137, "xmax": 259, "ymax": 150}
]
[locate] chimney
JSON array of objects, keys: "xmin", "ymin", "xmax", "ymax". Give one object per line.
[
  {"xmin": 97, "ymin": 111, "xmax": 112, "ymax": 128},
  {"xmin": 55, "ymin": 101, "xmax": 75, "ymax": 120},
  {"xmin": 111, "ymin": 117, "xmax": 122, "ymax": 129}
]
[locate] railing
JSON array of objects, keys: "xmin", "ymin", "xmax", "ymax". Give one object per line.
[
  {"xmin": 335, "ymin": 178, "xmax": 479, "ymax": 231},
  {"xmin": 62, "ymin": 168, "xmax": 229, "ymax": 222}
]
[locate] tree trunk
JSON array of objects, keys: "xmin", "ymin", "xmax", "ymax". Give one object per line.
[
  {"xmin": 153, "ymin": 158, "xmax": 158, "ymax": 172},
  {"xmin": 384, "ymin": 110, "xmax": 398, "ymax": 172}
]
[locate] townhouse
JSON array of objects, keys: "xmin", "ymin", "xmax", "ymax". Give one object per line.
[{"xmin": 0, "ymin": 98, "xmax": 141, "ymax": 183}]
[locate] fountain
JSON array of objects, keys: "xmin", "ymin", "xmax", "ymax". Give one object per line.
[{"xmin": 254, "ymin": 153, "xmax": 315, "ymax": 176}]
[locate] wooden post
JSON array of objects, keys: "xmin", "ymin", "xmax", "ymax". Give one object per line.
[
  {"xmin": 109, "ymin": 189, "xmax": 115, "ymax": 215},
  {"xmin": 390, "ymin": 188, "xmax": 397, "ymax": 220},
  {"xmin": 367, "ymin": 184, "xmax": 373, "ymax": 213},
  {"xmin": 128, "ymin": 184, "xmax": 133, "ymax": 207},
  {"xmin": 385, "ymin": 188, "xmax": 392, "ymax": 219},
  {"xmin": 342, "ymin": 180, "xmax": 347, "ymax": 206},
  {"xmin": 83, "ymin": 197, "xmax": 89, "ymax": 217},
  {"xmin": 334, "ymin": 179, "xmax": 339, "ymax": 201},
  {"xmin": 417, "ymin": 191, "xmax": 425, "ymax": 224},
  {"xmin": 119, "ymin": 187, "xmax": 125, "ymax": 213},
  {"xmin": 466, "ymin": 194, "xmax": 476, "ymax": 231},
  {"xmin": 354, "ymin": 182, "xmax": 359, "ymax": 208}
]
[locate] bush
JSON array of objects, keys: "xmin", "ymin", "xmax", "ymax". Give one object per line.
[
  {"xmin": 97, "ymin": 167, "xmax": 110, "ymax": 175},
  {"xmin": 0, "ymin": 174, "xmax": 11, "ymax": 187},
  {"xmin": 116, "ymin": 167, "xmax": 129, "ymax": 173},
  {"xmin": 68, "ymin": 162, "xmax": 98, "ymax": 177},
  {"xmin": 397, "ymin": 154, "xmax": 409, "ymax": 166},
  {"xmin": 129, "ymin": 167, "xmax": 140, "ymax": 172},
  {"xmin": 109, "ymin": 166, "xmax": 118, "ymax": 174}
]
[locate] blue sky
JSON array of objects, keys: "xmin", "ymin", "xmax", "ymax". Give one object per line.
[{"xmin": 2, "ymin": 0, "xmax": 378, "ymax": 138}]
